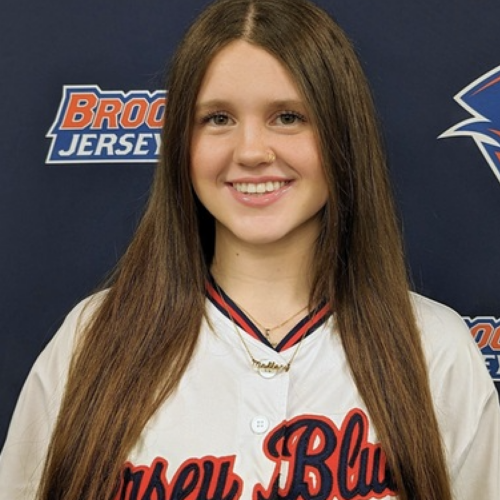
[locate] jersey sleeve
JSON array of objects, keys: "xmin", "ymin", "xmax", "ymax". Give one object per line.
[
  {"xmin": 452, "ymin": 389, "xmax": 500, "ymax": 499},
  {"xmin": 0, "ymin": 294, "xmax": 104, "ymax": 500},
  {"xmin": 413, "ymin": 294, "xmax": 500, "ymax": 500}
]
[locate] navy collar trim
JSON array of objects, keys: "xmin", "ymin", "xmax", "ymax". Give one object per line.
[{"xmin": 206, "ymin": 277, "xmax": 331, "ymax": 352}]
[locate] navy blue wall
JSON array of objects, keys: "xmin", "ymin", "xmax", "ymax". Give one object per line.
[{"xmin": 1, "ymin": 0, "xmax": 499, "ymax": 446}]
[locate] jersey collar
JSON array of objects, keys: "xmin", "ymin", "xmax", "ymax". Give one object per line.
[{"xmin": 205, "ymin": 277, "xmax": 331, "ymax": 352}]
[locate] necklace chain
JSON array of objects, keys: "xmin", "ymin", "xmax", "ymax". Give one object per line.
[
  {"xmin": 235, "ymin": 302, "xmax": 308, "ymax": 347},
  {"xmin": 215, "ymin": 284, "xmax": 309, "ymax": 374}
]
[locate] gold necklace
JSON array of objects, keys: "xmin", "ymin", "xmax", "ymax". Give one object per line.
[
  {"xmin": 235, "ymin": 302, "xmax": 308, "ymax": 347},
  {"xmin": 215, "ymin": 285, "xmax": 309, "ymax": 376}
]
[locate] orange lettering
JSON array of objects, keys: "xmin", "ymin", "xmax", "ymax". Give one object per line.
[
  {"xmin": 491, "ymin": 326, "xmax": 500, "ymax": 350},
  {"xmin": 147, "ymin": 97, "xmax": 166, "ymax": 128},
  {"xmin": 471, "ymin": 323, "xmax": 494, "ymax": 349},
  {"xmin": 121, "ymin": 98, "xmax": 148, "ymax": 128},
  {"xmin": 93, "ymin": 98, "xmax": 123, "ymax": 129},
  {"xmin": 61, "ymin": 92, "xmax": 98, "ymax": 129}
]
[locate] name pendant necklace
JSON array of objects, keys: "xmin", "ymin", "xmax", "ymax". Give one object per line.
[{"xmin": 216, "ymin": 285, "xmax": 309, "ymax": 376}]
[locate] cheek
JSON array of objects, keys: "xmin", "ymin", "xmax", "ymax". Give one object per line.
[
  {"xmin": 285, "ymin": 132, "xmax": 322, "ymax": 171},
  {"xmin": 299, "ymin": 144, "xmax": 325, "ymax": 186},
  {"xmin": 190, "ymin": 135, "xmax": 227, "ymax": 185},
  {"xmin": 189, "ymin": 133, "xmax": 202, "ymax": 182},
  {"xmin": 190, "ymin": 137, "xmax": 212, "ymax": 190}
]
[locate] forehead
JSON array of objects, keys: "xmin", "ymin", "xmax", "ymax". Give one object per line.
[{"xmin": 196, "ymin": 40, "xmax": 304, "ymax": 105}]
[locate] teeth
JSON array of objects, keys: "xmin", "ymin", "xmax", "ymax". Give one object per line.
[{"xmin": 233, "ymin": 181, "xmax": 287, "ymax": 194}]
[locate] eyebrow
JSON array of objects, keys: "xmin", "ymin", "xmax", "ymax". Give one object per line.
[{"xmin": 195, "ymin": 99, "xmax": 306, "ymax": 110}]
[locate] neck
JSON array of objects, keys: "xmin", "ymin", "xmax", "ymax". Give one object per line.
[{"xmin": 210, "ymin": 224, "xmax": 318, "ymax": 326}]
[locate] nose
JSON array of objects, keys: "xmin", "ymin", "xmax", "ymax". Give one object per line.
[{"xmin": 233, "ymin": 120, "xmax": 272, "ymax": 168}]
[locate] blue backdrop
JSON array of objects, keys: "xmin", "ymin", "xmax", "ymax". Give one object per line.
[{"xmin": 1, "ymin": 0, "xmax": 499, "ymax": 447}]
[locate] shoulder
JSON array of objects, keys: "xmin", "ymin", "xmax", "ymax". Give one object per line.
[
  {"xmin": 0, "ymin": 291, "xmax": 109, "ymax": 497},
  {"xmin": 410, "ymin": 294, "xmax": 500, "ymax": 490},
  {"xmin": 60, "ymin": 290, "xmax": 108, "ymax": 338},
  {"xmin": 409, "ymin": 292, "xmax": 481, "ymax": 368},
  {"xmin": 410, "ymin": 293, "xmax": 500, "ymax": 471},
  {"xmin": 62, "ymin": 290, "xmax": 108, "ymax": 334},
  {"xmin": 410, "ymin": 292, "xmax": 470, "ymax": 343},
  {"xmin": 409, "ymin": 291, "xmax": 495, "ymax": 412},
  {"xmin": 30, "ymin": 290, "xmax": 109, "ymax": 382}
]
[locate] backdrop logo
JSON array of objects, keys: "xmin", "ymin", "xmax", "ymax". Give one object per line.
[
  {"xmin": 439, "ymin": 65, "xmax": 500, "ymax": 184},
  {"xmin": 464, "ymin": 317, "xmax": 500, "ymax": 381},
  {"xmin": 46, "ymin": 85, "xmax": 166, "ymax": 164}
]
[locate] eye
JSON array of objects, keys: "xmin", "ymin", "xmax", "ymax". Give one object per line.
[
  {"xmin": 275, "ymin": 111, "xmax": 306, "ymax": 125},
  {"xmin": 201, "ymin": 112, "xmax": 232, "ymax": 126}
]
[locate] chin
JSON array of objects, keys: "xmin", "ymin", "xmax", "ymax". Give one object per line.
[{"xmin": 233, "ymin": 229, "xmax": 298, "ymax": 248}]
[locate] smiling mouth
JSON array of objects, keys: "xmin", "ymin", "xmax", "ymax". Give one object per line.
[{"xmin": 231, "ymin": 181, "xmax": 289, "ymax": 195}]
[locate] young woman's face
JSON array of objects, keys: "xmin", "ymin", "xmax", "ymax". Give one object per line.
[{"xmin": 190, "ymin": 40, "xmax": 328, "ymax": 249}]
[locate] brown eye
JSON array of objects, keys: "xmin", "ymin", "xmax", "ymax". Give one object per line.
[
  {"xmin": 212, "ymin": 114, "xmax": 229, "ymax": 125},
  {"xmin": 202, "ymin": 112, "xmax": 231, "ymax": 125}
]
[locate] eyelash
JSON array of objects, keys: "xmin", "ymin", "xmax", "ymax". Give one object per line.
[
  {"xmin": 276, "ymin": 111, "xmax": 307, "ymax": 124},
  {"xmin": 199, "ymin": 110, "xmax": 307, "ymax": 125},
  {"xmin": 200, "ymin": 111, "xmax": 230, "ymax": 125}
]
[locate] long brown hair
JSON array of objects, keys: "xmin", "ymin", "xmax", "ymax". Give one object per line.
[{"xmin": 38, "ymin": 1, "xmax": 452, "ymax": 499}]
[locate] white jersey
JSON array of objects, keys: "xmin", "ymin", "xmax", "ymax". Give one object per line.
[{"xmin": 0, "ymin": 285, "xmax": 499, "ymax": 500}]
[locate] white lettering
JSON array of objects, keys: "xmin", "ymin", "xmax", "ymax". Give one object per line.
[
  {"xmin": 77, "ymin": 134, "xmax": 98, "ymax": 155},
  {"xmin": 54, "ymin": 132, "xmax": 157, "ymax": 159},
  {"xmin": 58, "ymin": 134, "xmax": 79, "ymax": 156},
  {"xmin": 133, "ymin": 133, "xmax": 153, "ymax": 155},
  {"xmin": 116, "ymin": 134, "xmax": 135, "ymax": 155},
  {"xmin": 483, "ymin": 354, "xmax": 500, "ymax": 375},
  {"xmin": 95, "ymin": 134, "xmax": 118, "ymax": 156},
  {"xmin": 154, "ymin": 133, "xmax": 162, "ymax": 155}
]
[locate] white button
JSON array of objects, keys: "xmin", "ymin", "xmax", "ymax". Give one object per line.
[{"xmin": 251, "ymin": 416, "xmax": 270, "ymax": 434}]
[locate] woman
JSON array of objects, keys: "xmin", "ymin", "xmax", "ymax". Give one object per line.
[{"xmin": 1, "ymin": 0, "xmax": 498, "ymax": 499}]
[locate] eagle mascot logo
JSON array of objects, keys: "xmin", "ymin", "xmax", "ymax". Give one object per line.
[{"xmin": 439, "ymin": 65, "xmax": 500, "ymax": 184}]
